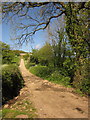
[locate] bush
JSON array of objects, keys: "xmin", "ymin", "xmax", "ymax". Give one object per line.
[
  {"xmin": 29, "ymin": 65, "xmax": 53, "ymax": 78},
  {"xmin": 25, "ymin": 62, "xmax": 36, "ymax": 69},
  {"xmin": 2, "ymin": 50, "xmax": 15, "ymax": 64},
  {"xmin": 47, "ymin": 71, "xmax": 71, "ymax": 86},
  {"xmin": 81, "ymin": 78, "xmax": 90, "ymax": 95},
  {"xmin": 23, "ymin": 54, "xmax": 29, "ymax": 60},
  {"xmin": 73, "ymin": 60, "xmax": 90, "ymax": 95},
  {"xmin": 11, "ymin": 56, "xmax": 20, "ymax": 66},
  {"xmin": 2, "ymin": 64, "xmax": 24, "ymax": 104},
  {"xmin": 30, "ymin": 55, "xmax": 39, "ymax": 64},
  {"xmin": 29, "ymin": 66, "xmax": 70, "ymax": 86},
  {"xmin": 81, "ymin": 61, "xmax": 90, "ymax": 95}
]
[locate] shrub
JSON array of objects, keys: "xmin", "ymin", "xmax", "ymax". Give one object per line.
[
  {"xmin": 81, "ymin": 78, "xmax": 90, "ymax": 95},
  {"xmin": 11, "ymin": 56, "xmax": 20, "ymax": 66},
  {"xmin": 30, "ymin": 55, "xmax": 39, "ymax": 64},
  {"xmin": 2, "ymin": 50, "xmax": 15, "ymax": 64},
  {"xmin": 23, "ymin": 54, "xmax": 29, "ymax": 60},
  {"xmin": 47, "ymin": 71, "xmax": 71, "ymax": 86},
  {"xmin": 2, "ymin": 64, "xmax": 24, "ymax": 104},
  {"xmin": 25, "ymin": 62, "xmax": 36, "ymax": 69},
  {"xmin": 81, "ymin": 60, "xmax": 90, "ymax": 95},
  {"xmin": 29, "ymin": 66, "xmax": 70, "ymax": 86},
  {"xmin": 29, "ymin": 65, "xmax": 53, "ymax": 78},
  {"xmin": 73, "ymin": 60, "xmax": 90, "ymax": 95}
]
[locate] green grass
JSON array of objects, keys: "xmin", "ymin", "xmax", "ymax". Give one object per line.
[
  {"xmin": 2, "ymin": 109, "xmax": 27, "ymax": 118},
  {"xmin": 2, "ymin": 108, "xmax": 36, "ymax": 118},
  {"xmin": 2, "ymin": 100, "xmax": 37, "ymax": 118}
]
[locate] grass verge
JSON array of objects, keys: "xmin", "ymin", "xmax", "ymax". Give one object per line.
[{"xmin": 2, "ymin": 99, "xmax": 37, "ymax": 118}]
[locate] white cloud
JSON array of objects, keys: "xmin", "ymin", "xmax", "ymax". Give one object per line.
[{"xmin": 35, "ymin": 44, "xmax": 41, "ymax": 49}]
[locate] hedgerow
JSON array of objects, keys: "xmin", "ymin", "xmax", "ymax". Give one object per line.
[{"xmin": 2, "ymin": 64, "xmax": 24, "ymax": 104}]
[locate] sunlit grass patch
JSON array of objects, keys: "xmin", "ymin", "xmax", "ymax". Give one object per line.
[
  {"xmin": 2, "ymin": 99, "xmax": 37, "ymax": 118},
  {"xmin": 2, "ymin": 109, "xmax": 28, "ymax": 118}
]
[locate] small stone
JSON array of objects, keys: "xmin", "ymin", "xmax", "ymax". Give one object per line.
[
  {"xmin": 10, "ymin": 106, "xmax": 12, "ymax": 108},
  {"xmin": 30, "ymin": 109, "xmax": 32, "ymax": 111},
  {"xmin": 14, "ymin": 96, "xmax": 18, "ymax": 100},
  {"xmin": 35, "ymin": 112, "xmax": 38, "ymax": 115},
  {"xmin": 4, "ymin": 104, "xmax": 9, "ymax": 108},
  {"xmin": 22, "ymin": 106, "xmax": 26, "ymax": 109},
  {"xmin": 25, "ymin": 103, "xmax": 27, "ymax": 105}
]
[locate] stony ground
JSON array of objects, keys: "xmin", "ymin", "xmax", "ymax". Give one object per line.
[{"xmin": 3, "ymin": 59, "xmax": 88, "ymax": 118}]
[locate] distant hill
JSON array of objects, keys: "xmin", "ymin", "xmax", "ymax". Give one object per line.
[{"xmin": 0, "ymin": 41, "xmax": 27, "ymax": 54}]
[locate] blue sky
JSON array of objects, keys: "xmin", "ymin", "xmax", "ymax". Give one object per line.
[
  {"xmin": 2, "ymin": 22, "xmax": 49, "ymax": 52},
  {"xmin": 1, "ymin": 6, "xmax": 51, "ymax": 52},
  {"xmin": 1, "ymin": 5, "xmax": 64, "ymax": 53}
]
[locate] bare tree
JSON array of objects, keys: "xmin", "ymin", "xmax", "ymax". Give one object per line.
[{"xmin": 2, "ymin": 2, "xmax": 87, "ymax": 45}]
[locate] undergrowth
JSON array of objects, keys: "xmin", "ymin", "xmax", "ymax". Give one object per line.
[{"xmin": 29, "ymin": 65, "xmax": 71, "ymax": 87}]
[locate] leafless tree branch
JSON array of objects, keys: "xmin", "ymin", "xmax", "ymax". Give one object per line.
[{"xmin": 2, "ymin": 2, "xmax": 87, "ymax": 45}]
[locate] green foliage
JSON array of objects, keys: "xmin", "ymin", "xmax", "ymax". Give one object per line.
[
  {"xmin": 2, "ymin": 109, "xmax": 27, "ymax": 118},
  {"xmin": 9, "ymin": 2, "xmax": 89, "ymax": 96},
  {"xmin": 2, "ymin": 64, "xmax": 24, "ymax": 104},
  {"xmin": 81, "ymin": 60, "xmax": 90, "ymax": 95},
  {"xmin": 63, "ymin": 57, "xmax": 75, "ymax": 82},
  {"xmin": 29, "ymin": 65, "xmax": 70, "ymax": 86},
  {"xmin": 64, "ymin": 3, "xmax": 90, "ymax": 95},
  {"xmin": 23, "ymin": 53, "xmax": 29, "ymax": 60},
  {"xmin": 26, "ymin": 62, "xmax": 36, "ymax": 69},
  {"xmin": 75, "ymin": 89, "xmax": 84, "ymax": 96},
  {"xmin": 2, "ymin": 50, "xmax": 14, "ymax": 64},
  {"xmin": 30, "ymin": 43, "xmax": 53, "ymax": 66},
  {"xmin": 11, "ymin": 56, "xmax": 20, "ymax": 66},
  {"xmin": 13, "ymin": 50, "xmax": 26, "ymax": 55},
  {"xmin": 81, "ymin": 78, "xmax": 90, "ymax": 95},
  {"xmin": 1, "ymin": 42, "xmax": 21, "ymax": 65},
  {"xmin": 30, "ymin": 55, "xmax": 39, "ymax": 64},
  {"xmin": 37, "ymin": 43, "xmax": 53, "ymax": 66},
  {"xmin": 29, "ymin": 65, "xmax": 53, "ymax": 78},
  {"xmin": 1, "ymin": 2, "xmax": 89, "ymax": 96},
  {"xmin": 2, "ymin": 49, "xmax": 20, "ymax": 65},
  {"xmin": 1, "ymin": 41, "xmax": 10, "ymax": 50},
  {"xmin": 47, "ymin": 71, "xmax": 71, "ymax": 86},
  {"xmin": 1, "ymin": 42, "xmax": 12, "ymax": 64},
  {"xmin": 73, "ymin": 59, "xmax": 90, "ymax": 95},
  {"xmin": 65, "ymin": 3, "xmax": 89, "ymax": 60}
]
